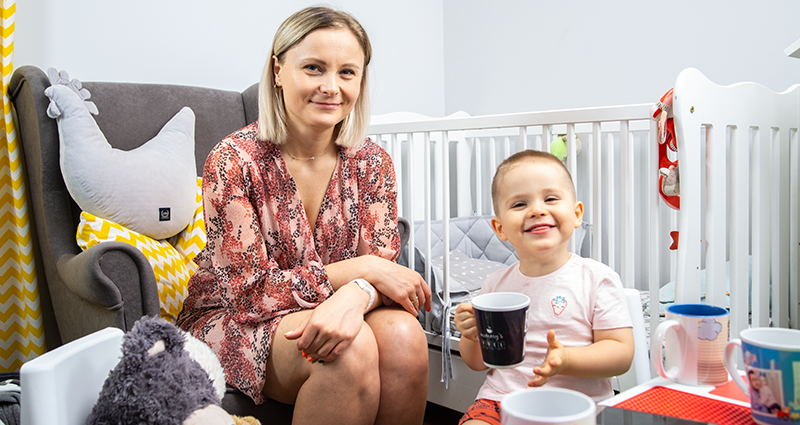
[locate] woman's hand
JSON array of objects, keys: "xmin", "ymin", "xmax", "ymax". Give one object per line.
[
  {"xmin": 360, "ymin": 255, "xmax": 432, "ymax": 315},
  {"xmin": 283, "ymin": 282, "xmax": 369, "ymax": 363},
  {"xmin": 327, "ymin": 255, "xmax": 432, "ymax": 316}
]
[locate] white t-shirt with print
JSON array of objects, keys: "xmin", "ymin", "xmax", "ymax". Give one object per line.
[{"xmin": 475, "ymin": 254, "xmax": 632, "ymax": 403}]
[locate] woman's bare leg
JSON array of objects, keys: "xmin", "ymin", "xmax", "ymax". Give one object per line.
[
  {"xmin": 365, "ymin": 307, "xmax": 429, "ymax": 425},
  {"xmin": 263, "ymin": 310, "xmax": 381, "ymax": 425}
]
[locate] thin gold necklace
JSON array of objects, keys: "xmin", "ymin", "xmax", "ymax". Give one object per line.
[{"xmin": 284, "ymin": 142, "xmax": 334, "ymax": 161}]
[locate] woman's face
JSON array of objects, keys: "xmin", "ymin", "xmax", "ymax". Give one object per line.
[{"xmin": 274, "ymin": 27, "xmax": 365, "ymax": 141}]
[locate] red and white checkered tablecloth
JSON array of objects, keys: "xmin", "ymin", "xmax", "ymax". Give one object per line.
[{"xmin": 614, "ymin": 386, "xmax": 756, "ymax": 425}]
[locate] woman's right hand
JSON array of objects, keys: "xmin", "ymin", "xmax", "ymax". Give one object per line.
[{"xmin": 283, "ymin": 282, "xmax": 369, "ymax": 363}]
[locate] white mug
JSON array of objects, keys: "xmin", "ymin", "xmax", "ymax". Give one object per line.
[
  {"xmin": 501, "ymin": 387, "xmax": 596, "ymax": 425},
  {"xmin": 724, "ymin": 327, "xmax": 800, "ymax": 425},
  {"xmin": 651, "ymin": 303, "xmax": 730, "ymax": 386}
]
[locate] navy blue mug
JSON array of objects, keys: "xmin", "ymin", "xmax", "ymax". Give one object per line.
[{"xmin": 472, "ymin": 292, "xmax": 530, "ymax": 368}]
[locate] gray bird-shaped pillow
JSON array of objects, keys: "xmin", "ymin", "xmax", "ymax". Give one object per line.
[{"xmin": 44, "ymin": 68, "xmax": 197, "ymax": 240}]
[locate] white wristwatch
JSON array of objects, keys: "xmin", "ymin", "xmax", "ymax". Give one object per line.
[{"xmin": 353, "ymin": 278, "xmax": 376, "ymax": 312}]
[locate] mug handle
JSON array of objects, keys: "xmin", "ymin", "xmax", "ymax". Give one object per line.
[
  {"xmin": 724, "ymin": 338, "xmax": 748, "ymax": 394},
  {"xmin": 650, "ymin": 319, "xmax": 680, "ymax": 380}
]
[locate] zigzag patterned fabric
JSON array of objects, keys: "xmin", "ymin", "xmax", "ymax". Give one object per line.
[
  {"xmin": 76, "ymin": 179, "xmax": 206, "ymax": 323},
  {"xmin": 169, "ymin": 177, "xmax": 205, "ymax": 274},
  {"xmin": 0, "ymin": 0, "xmax": 47, "ymax": 372}
]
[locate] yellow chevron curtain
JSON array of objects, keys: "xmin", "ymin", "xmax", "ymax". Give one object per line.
[{"xmin": 0, "ymin": 0, "xmax": 46, "ymax": 372}]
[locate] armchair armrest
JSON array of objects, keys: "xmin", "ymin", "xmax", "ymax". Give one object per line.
[{"xmin": 53, "ymin": 242, "xmax": 160, "ymax": 342}]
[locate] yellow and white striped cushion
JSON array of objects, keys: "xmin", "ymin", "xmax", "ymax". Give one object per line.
[
  {"xmin": 76, "ymin": 178, "xmax": 207, "ymax": 323},
  {"xmin": 169, "ymin": 177, "xmax": 206, "ymax": 274}
]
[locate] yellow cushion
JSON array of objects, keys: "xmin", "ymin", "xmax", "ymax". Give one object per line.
[
  {"xmin": 169, "ymin": 177, "xmax": 206, "ymax": 273},
  {"xmin": 76, "ymin": 178, "xmax": 207, "ymax": 322}
]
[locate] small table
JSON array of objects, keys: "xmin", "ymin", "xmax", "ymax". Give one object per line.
[{"xmin": 598, "ymin": 376, "xmax": 756, "ymax": 425}]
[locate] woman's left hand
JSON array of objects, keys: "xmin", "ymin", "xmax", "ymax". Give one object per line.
[
  {"xmin": 361, "ymin": 255, "xmax": 432, "ymax": 315},
  {"xmin": 283, "ymin": 282, "xmax": 369, "ymax": 363},
  {"xmin": 326, "ymin": 255, "xmax": 432, "ymax": 315}
]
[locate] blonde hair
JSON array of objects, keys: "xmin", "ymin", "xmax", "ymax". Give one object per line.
[
  {"xmin": 257, "ymin": 6, "xmax": 372, "ymax": 147},
  {"xmin": 491, "ymin": 150, "xmax": 576, "ymax": 215}
]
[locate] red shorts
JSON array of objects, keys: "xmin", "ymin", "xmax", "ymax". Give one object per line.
[{"xmin": 458, "ymin": 398, "xmax": 502, "ymax": 425}]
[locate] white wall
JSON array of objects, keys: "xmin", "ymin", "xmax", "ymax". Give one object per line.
[
  {"xmin": 14, "ymin": 0, "xmax": 446, "ymax": 117},
  {"xmin": 443, "ymin": 0, "xmax": 800, "ymax": 115},
  {"xmin": 14, "ymin": 1, "xmax": 800, "ymax": 116}
]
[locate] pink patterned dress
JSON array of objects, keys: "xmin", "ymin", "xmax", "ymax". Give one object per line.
[{"xmin": 176, "ymin": 122, "xmax": 400, "ymax": 403}]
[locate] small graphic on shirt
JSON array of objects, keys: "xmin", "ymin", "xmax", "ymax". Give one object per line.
[{"xmin": 551, "ymin": 296, "xmax": 567, "ymax": 316}]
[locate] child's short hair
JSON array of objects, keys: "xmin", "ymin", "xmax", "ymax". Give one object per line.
[{"xmin": 491, "ymin": 150, "xmax": 575, "ymax": 215}]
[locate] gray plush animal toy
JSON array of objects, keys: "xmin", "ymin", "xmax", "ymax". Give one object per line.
[{"xmin": 86, "ymin": 316, "xmax": 237, "ymax": 425}]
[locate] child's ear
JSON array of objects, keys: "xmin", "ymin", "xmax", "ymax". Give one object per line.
[
  {"xmin": 490, "ymin": 216, "xmax": 509, "ymax": 241},
  {"xmin": 573, "ymin": 201, "xmax": 584, "ymax": 229}
]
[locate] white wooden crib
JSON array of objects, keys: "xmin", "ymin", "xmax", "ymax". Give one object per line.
[{"xmin": 367, "ymin": 68, "xmax": 800, "ymax": 411}]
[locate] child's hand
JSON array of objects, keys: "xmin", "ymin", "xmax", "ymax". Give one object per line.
[
  {"xmin": 529, "ymin": 330, "xmax": 570, "ymax": 387},
  {"xmin": 454, "ymin": 303, "xmax": 478, "ymax": 341}
]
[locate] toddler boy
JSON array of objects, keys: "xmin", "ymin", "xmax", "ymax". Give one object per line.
[{"xmin": 454, "ymin": 150, "xmax": 634, "ymax": 425}]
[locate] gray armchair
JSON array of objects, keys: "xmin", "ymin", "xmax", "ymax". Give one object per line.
[{"xmin": 9, "ymin": 65, "xmax": 409, "ymax": 422}]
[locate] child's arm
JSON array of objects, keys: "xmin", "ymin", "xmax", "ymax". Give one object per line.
[
  {"xmin": 528, "ymin": 327, "xmax": 634, "ymax": 387},
  {"xmin": 454, "ymin": 302, "xmax": 489, "ymax": 371}
]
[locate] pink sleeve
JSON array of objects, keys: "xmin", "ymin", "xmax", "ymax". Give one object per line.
[{"xmin": 591, "ymin": 270, "xmax": 632, "ymax": 330}]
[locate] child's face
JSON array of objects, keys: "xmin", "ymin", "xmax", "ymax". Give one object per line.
[
  {"xmin": 751, "ymin": 373, "xmax": 763, "ymax": 389},
  {"xmin": 491, "ymin": 159, "xmax": 583, "ymax": 265}
]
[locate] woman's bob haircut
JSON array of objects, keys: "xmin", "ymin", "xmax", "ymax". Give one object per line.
[{"xmin": 257, "ymin": 6, "xmax": 372, "ymax": 147}]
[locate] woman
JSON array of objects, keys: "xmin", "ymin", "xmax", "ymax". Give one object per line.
[{"xmin": 176, "ymin": 6, "xmax": 432, "ymax": 425}]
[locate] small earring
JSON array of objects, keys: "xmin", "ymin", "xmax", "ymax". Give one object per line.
[{"xmin": 274, "ymin": 84, "xmax": 282, "ymax": 92}]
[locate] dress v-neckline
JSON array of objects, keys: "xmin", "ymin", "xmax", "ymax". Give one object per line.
[{"xmin": 279, "ymin": 150, "xmax": 341, "ymax": 234}]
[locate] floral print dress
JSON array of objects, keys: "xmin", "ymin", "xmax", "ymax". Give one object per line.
[{"xmin": 176, "ymin": 123, "xmax": 400, "ymax": 403}]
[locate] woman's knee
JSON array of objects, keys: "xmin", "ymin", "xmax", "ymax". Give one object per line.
[{"xmin": 369, "ymin": 310, "xmax": 429, "ymax": 370}]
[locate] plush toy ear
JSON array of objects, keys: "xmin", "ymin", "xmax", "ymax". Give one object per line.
[{"xmin": 121, "ymin": 316, "xmax": 186, "ymax": 367}]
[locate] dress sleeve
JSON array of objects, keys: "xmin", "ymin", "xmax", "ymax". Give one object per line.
[
  {"xmin": 357, "ymin": 145, "xmax": 401, "ymax": 262},
  {"xmin": 197, "ymin": 141, "xmax": 333, "ymax": 326}
]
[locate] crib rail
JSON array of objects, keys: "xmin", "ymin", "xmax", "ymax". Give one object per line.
[{"xmin": 368, "ymin": 104, "xmax": 666, "ymax": 341}]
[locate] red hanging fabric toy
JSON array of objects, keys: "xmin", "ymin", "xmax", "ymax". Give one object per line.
[{"xmin": 652, "ymin": 88, "xmax": 680, "ymax": 210}]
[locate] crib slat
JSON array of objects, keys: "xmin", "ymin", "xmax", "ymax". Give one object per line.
[
  {"xmin": 772, "ymin": 127, "xmax": 791, "ymax": 328},
  {"xmin": 648, "ymin": 119, "xmax": 661, "ymax": 341},
  {"xmin": 424, "ymin": 132, "xmax": 432, "ymax": 296},
  {"xmin": 792, "ymin": 129, "xmax": 800, "ymax": 329},
  {"xmin": 729, "ymin": 125, "xmax": 749, "ymax": 337},
  {"xmin": 620, "ymin": 121, "xmax": 634, "ymax": 288},
  {"xmin": 567, "ymin": 123, "xmax": 577, "ymax": 254},
  {"xmin": 474, "ymin": 138, "xmax": 484, "ymax": 215},
  {"xmin": 606, "ymin": 133, "xmax": 616, "ymax": 272},
  {"xmin": 591, "ymin": 122, "xmax": 602, "ymax": 263},
  {"xmin": 442, "ymin": 130, "xmax": 451, "ymax": 326},
  {"xmin": 752, "ymin": 127, "xmax": 770, "ymax": 328},
  {"xmin": 705, "ymin": 124, "xmax": 726, "ymax": 309}
]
